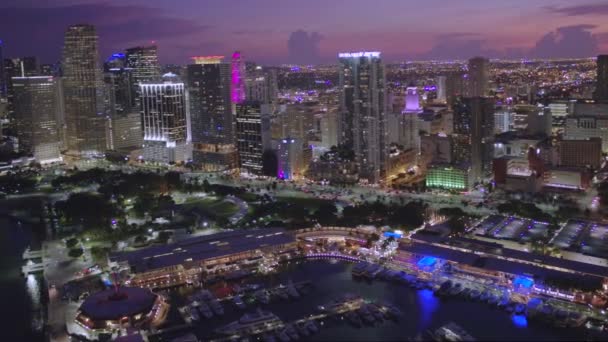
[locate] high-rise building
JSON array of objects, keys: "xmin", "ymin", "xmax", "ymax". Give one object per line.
[
  {"xmin": 445, "ymin": 71, "xmax": 466, "ymax": 107},
  {"xmin": 557, "ymin": 138, "xmax": 602, "ymax": 169},
  {"xmin": 435, "ymin": 75, "xmax": 447, "ymax": 103},
  {"xmin": 4, "ymin": 57, "xmax": 40, "ymax": 118},
  {"xmin": 321, "ymin": 111, "xmax": 338, "ymax": 148},
  {"xmin": 466, "ymin": 57, "xmax": 489, "ymax": 97},
  {"xmin": 245, "ymin": 66, "xmax": 278, "ymax": 104},
  {"xmin": 594, "ymin": 55, "xmax": 608, "ymax": 103},
  {"xmin": 231, "ymin": 51, "xmax": 246, "ymax": 104},
  {"xmin": 12, "ymin": 76, "xmax": 62, "ymax": 163},
  {"xmin": 236, "ymin": 101, "xmax": 271, "ymax": 174},
  {"xmin": 277, "ymin": 137, "xmax": 311, "ymax": 180},
  {"xmin": 187, "ymin": 56, "xmax": 237, "ymax": 171},
  {"xmin": 140, "ymin": 73, "xmax": 190, "ymax": 163},
  {"xmin": 0, "ymin": 39, "xmax": 5, "ymax": 97},
  {"xmin": 453, "ymin": 96, "xmax": 495, "ymax": 181},
  {"xmin": 62, "ymin": 24, "xmax": 107, "ymax": 155},
  {"xmin": 105, "ymin": 112, "xmax": 142, "ymax": 152},
  {"xmin": 126, "ymin": 45, "xmax": 161, "ymax": 108},
  {"xmin": 338, "ymin": 51, "xmax": 388, "ymax": 182},
  {"xmin": 399, "ymin": 86, "xmax": 422, "ymax": 153}
]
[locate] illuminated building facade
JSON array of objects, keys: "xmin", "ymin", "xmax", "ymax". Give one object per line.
[
  {"xmin": 399, "ymin": 86, "xmax": 422, "ymax": 153},
  {"xmin": 187, "ymin": 58, "xmax": 237, "ymax": 171},
  {"xmin": 126, "ymin": 45, "xmax": 161, "ymax": 108},
  {"xmin": 12, "ymin": 76, "xmax": 62, "ymax": 163},
  {"xmin": 466, "ymin": 56, "xmax": 489, "ymax": 97},
  {"xmin": 594, "ymin": 55, "xmax": 608, "ymax": 103},
  {"xmin": 140, "ymin": 74, "xmax": 190, "ymax": 163},
  {"xmin": 277, "ymin": 138, "xmax": 311, "ymax": 180},
  {"xmin": 338, "ymin": 51, "xmax": 388, "ymax": 182},
  {"xmin": 62, "ymin": 24, "xmax": 107, "ymax": 156},
  {"xmin": 426, "ymin": 164, "xmax": 472, "ymax": 191},
  {"xmin": 235, "ymin": 101, "xmax": 271, "ymax": 174},
  {"xmin": 231, "ymin": 51, "xmax": 246, "ymax": 104}
]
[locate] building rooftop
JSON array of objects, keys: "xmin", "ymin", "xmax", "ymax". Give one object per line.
[
  {"xmin": 79, "ymin": 287, "xmax": 157, "ymax": 321},
  {"xmin": 110, "ymin": 228, "xmax": 294, "ymax": 273}
]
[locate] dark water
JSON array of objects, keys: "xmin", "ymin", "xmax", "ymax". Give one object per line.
[
  {"xmin": 168, "ymin": 260, "xmax": 606, "ymax": 342},
  {"xmin": 0, "ymin": 217, "xmax": 45, "ymax": 342}
]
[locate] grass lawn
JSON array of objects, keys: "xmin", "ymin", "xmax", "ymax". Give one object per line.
[
  {"xmin": 181, "ymin": 197, "xmax": 239, "ymax": 218},
  {"xmin": 274, "ymin": 196, "xmax": 334, "ymax": 211}
]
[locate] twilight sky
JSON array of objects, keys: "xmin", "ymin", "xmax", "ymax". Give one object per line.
[{"xmin": 1, "ymin": 0, "xmax": 608, "ymax": 65}]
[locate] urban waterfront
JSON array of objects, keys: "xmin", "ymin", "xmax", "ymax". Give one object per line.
[
  {"xmin": 1, "ymin": 217, "xmax": 45, "ymax": 342},
  {"xmin": 155, "ymin": 260, "xmax": 607, "ymax": 341}
]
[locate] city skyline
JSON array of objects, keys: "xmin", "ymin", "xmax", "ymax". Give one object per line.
[{"xmin": 0, "ymin": 1, "xmax": 607, "ymax": 65}]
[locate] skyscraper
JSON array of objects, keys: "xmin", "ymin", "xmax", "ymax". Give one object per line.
[
  {"xmin": 467, "ymin": 57, "xmax": 489, "ymax": 97},
  {"xmin": 140, "ymin": 73, "xmax": 190, "ymax": 163},
  {"xmin": 12, "ymin": 76, "xmax": 62, "ymax": 163},
  {"xmin": 231, "ymin": 51, "xmax": 246, "ymax": 104},
  {"xmin": 245, "ymin": 66, "xmax": 278, "ymax": 104},
  {"xmin": 4, "ymin": 57, "xmax": 40, "ymax": 118},
  {"xmin": 62, "ymin": 24, "xmax": 107, "ymax": 155},
  {"xmin": 436, "ymin": 75, "xmax": 447, "ymax": 103},
  {"xmin": 594, "ymin": 55, "xmax": 608, "ymax": 103},
  {"xmin": 236, "ymin": 101, "xmax": 271, "ymax": 174},
  {"xmin": 453, "ymin": 96, "xmax": 494, "ymax": 181},
  {"xmin": 338, "ymin": 51, "xmax": 388, "ymax": 182},
  {"xmin": 0, "ymin": 39, "xmax": 6, "ymax": 98},
  {"xmin": 399, "ymin": 86, "xmax": 422, "ymax": 153},
  {"xmin": 187, "ymin": 56, "xmax": 237, "ymax": 171},
  {"xmin": 126, "ymin": 45, "xmax": 161, "ymax": 109}
]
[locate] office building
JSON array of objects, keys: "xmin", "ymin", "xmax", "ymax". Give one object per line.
[
  {"xmin": 494, "ymin": 107, "xmax": 511, "ymax": 133},
  {"xmin": 105, "ymin": 112, "xmax": 142, "ymax": 152},
  {"xmin": 277, "ymin": 137, "xmax": 311, "ymax": 180},
  {"xmin": 12, "ymin": 76, "xmax": 62, "ymax": 163},
  {"xmin": 321, "ymin": 111, "xmax": 338, "ymax": 148},
  {"xmin": 594, "ymin": 55, "xmax": 608, "ymax": 102},
  {"xmin": 445, "ymin": 71, "xmax": 466, "ymax": 107},
  {"xmin": 0, "ymin": 39, "xmax": 5, "ymax": 97},
  {"xmin": 187, "ymin": 57, "xmax": 237, "ymax": 171},
  {"xmin": 453, "ymin": 96, "xmax": 495, "ymax": 181},
  {"xmin": 140, "ymin": 73, "xmax": 190, "ymax": 163},
  {"xmin": 231, "ymin": 51, "xmax": 246, "ymax": 104},
  {"xmin": 338, "ymin": 51, "xmax": 388, "ymax": 182},
  {"xmin": 564, "ymin": 116, "xmax": 608, "ymax": 152},
  {"xmin": 126, "ymin": 45, "xmax": 161, "ymax": 108},
  {"xmin": 245, "ymin": 66, "xmax": 278, "ymax": 104},
  {"xmin": 557, "ymin": 138, "xmax": 602, "ymax": 169},
  {"xmin": 62, "ymin": 24, "xmax": 107, "ymax": 156},
  {"xmin": 435, "ymin": 75, "xmax": 447, "ymax": 103},
  {"xmin": 398, "ymin": 86, "xmax": 422, "ymax": 153},
  {"xmin": 466, "ymin": 57, "xmax": 489, "ymax": 97},
  {"xmin": 426, "ymin": 164, "xmax": 472, "ymax": 191},
  {"xmin": 236, "ymin": 101, "xmax": 271, "ymax": 174}
]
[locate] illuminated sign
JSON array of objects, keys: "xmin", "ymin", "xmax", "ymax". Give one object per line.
[
  {"xmin": 338, "ymin": 52, "xmax": 381, "ymax": 58},
  {"xmin": 191, "ymin": 56, "xmax": 224, "ymax": 65}
]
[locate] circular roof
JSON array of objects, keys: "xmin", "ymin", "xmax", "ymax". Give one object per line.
[{"xmin": 79, "ymin": 287, "xmax": 157, "ymax": 321}]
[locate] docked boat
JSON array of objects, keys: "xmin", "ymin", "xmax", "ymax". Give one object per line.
[
  {"xmin": 199, "ymin": 302, "xmax": 214, "ymax": 319},
  {"xmin": 352, "ymin": 262, "xmax": 369, "ymax": 277},
  {"xmin": 346, "ymin": 311, "xmax": 362, "ymax": 327},
  {"xmin": 469, "ymin": 290, "xmax": 481, "ymax": 301},
  {"xmin": 479, "ymin": 290, "xmax": 489, "ymax": 302},
  {"xmin": 567, "ymin": 311, "xmax": 586, "ymax": 328},
  {"xmin": 287, "ymin": 280, "xmax": 300, "ymax": 299},
  {"xmin": 317, "ymin": 294, "xmax": 363, "ymax": 313},
  {"xmin": 305, "ymin": 320, "xmax": 318, "ymax": 334},
  {"xmin": 359, "ymin": 305, "xmax": 375, "ymax": 325},
  {"xmin": 210, "ymin": 298, "xmax": 225, "ymax": 316},
  {"xmin": 215, "ymin": 309, "xmax": 283, "ymax": 335},
  {"xmin": 263, "ymin": 333, "xmax": 277, "ymax": 342},
  {"xmin": 514, "ymin": 303, "xmax": 526, "ymax": 315},
  {"xmin": 255, "ymin": 289, "xmax": 271, "ymax": 304},
  {"xmin": 368, "ymin": 304, "xmax": 384, "ymax": 321},
  {"xmin": 295, "ymin": 322, "xmax": 310, "ymax": 337},
  {"xmin": 436, "ymin": 280, "xmax": 452, "ymax": 296},
  {"xmin": 432, "ymin": 322, "xmax": 476, "ymax": 341},
  {"xmin": 276, "ymin": 287, "xmax": 289, "ymax": 300},
  {"xmin": 449, "ymin": 283, "xmax": 463, "ymax": 296},
  {"xmin": 191, "ymin": 308, "xmax": 200, "ymax": 321},
  {"xmin": 497, "ymin": 298, "xmax": 510, "ymax": 309},
  {"xmin": 284, "ymin": 324, "xmax": 299, "ymax": 340},
  {"xmin": 276, "ymin": 330, "xmax": 290, "ymax": 342},
  {"xmin": 233, "ymin": 294, "xmax": 246, "ymax": 309}
]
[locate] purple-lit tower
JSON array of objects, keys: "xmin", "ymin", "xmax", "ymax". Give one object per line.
[
  {"xmin": 399, "ymin": 86, "xmax": 422, "ymax": 153},
  {"xmin": 231, "ymin": 51, "xmax": 246, "ymax": 104}
]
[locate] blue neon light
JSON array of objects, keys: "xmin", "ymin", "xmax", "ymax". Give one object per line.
[
  {"xmin": 511, "ymin": 314, "xmax": 528, "ymax": 328},
  {"xmin": 383, "ymin": 231, "xmax": 402, "ymax": 239},
  {"xmin": 513, "ymin": 276, "xmax": 534, "ymax": 289},
  {"xmin": 417, "ymin": 256, "xmax": 438, "ymax": 268}
]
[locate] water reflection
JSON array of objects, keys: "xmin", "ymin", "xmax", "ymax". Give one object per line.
[
  {"xmin": 417, "ymin": 288, "xmax": 439, "ymax": 328},
  {"xmin": 511, "ymin": 314, "xmax": 528, "ymax": 328}
]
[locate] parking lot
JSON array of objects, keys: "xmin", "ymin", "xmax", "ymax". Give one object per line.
[
  {"xmin": 552, "ymin": 220, "xmax": 608, "ymax": 258},
  {"xmin": 474, "ymin": 215, "xmax": 550, "ymax": 243}
]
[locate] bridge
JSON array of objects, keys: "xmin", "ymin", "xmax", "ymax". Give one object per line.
[
  {"xmin": 303, "ymin": 252, "xmax": 361, "ymax": 262},
  {"xmin": 295, "ymin": 226, "xmax": 374, "ymax": 241}
]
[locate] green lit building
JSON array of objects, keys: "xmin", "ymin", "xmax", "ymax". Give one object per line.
[{"xmin": 426, "ymin": 164, "xmax": 472, "ymax": 191}]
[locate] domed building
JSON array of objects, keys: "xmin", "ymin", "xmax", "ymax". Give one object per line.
[{"xmin": 73, "ymin": 286, "xmax": 168, "ymax": 337}]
